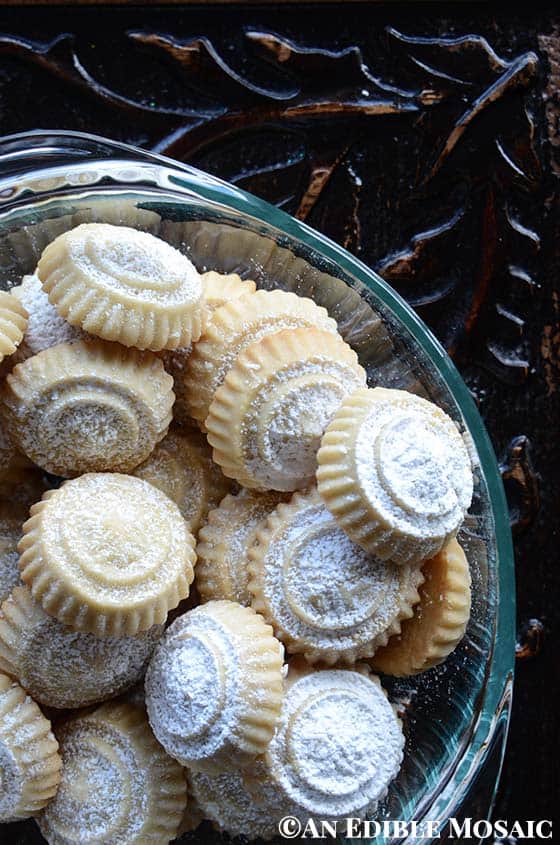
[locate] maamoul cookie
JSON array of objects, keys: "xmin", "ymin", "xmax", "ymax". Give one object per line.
[
  {"xmin": 0, "ymin": 672, "xmax": 61, "ymax": 821},
  {"xmin": 10, "ymin": 273, "xmax": 85, "ymax": 358},
  {"xmin": 317, "ymin": 387, "xmax": 474, "ymax": 564},
  {"xmin": 145, "ymin": 600, "xmax": 284, "ymax": 773},
  {"xmin": 246, "ymin": 660, "xmax": 404, "ymax": 823},
  {"xmin": 184, "ymin": 288, "xmax": 338, "ymax": 427},
  {"xmin": 196, "ymin": 488, "xmax": 288, "ymax": 606},
  {"xmin": 207, "ymin": 328, "xmax": 367, "ymax": 491},
  {"xmin": 18, "ymin": 473, "xmax": 196, "ymax": 637},
  {"xmin": 1, "ymin": 340, "xmax": 174, "ymax": 477},
  {"xmin": 248, "ymin": 489, "xmax": 423, "ymax": 665},
  {"xmin": 188, "ymin": 765, "xmax": 289, "ymax": 840},
  {"xmin": 133, "ymin": 428, "xmax": 231, "ymax": 533},
  {"xmin": 371, "ymin": 538, "xmax": 472, "ymax": 676},
  {"xmin": 0, "ymin": 503, "xmax": 26, "ymax": 604},
  {"xmin": 0, "ymin": 291, "xmax": 27, "ymax": 364},
  {"xmin": 37, "ymin": 701, "xmax": 186, "ymax": 845},
  {"xmin": 37, "ymin": 223, "xmax": 205, "ymax": 351},
  {"xmin": 0, "ymin": 586, "xmax": 163, "ymax": 708}
]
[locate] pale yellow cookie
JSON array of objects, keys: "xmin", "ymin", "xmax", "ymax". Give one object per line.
[
  {"xmin": 145, "ymin": 600, "xmax": 284, "ymax": 773},
  {"xmin": 0, "ymin": 672, "xmax": 61, "ymax": 821},
  {"xmin": 248, "ymin": 489, "xmax": 423, "ymax": 665},
  {"xmin": 133, "ymin": 428, "xmax": 231, "ymax": 533},
  {"xmin": 0, "ymin": 502, "xmax": 27, "ymax": 604},
  {"xmin": 201, "ymin": 270, "xmax": 256, "ymax": 311},
  {"xmin": 1, "ymin": 340, "xmax": 174, "ymax": 477},
  {"xmin": 196, "ymin": 488, "xmax": 288, "ymax": 606},
  {"xmin": 0, "ymin": 291, "xmax": 27, "ymax": 364},
  {"xmin": 371, "ymin": 538, "xmax": 471, "ymax": 675},
  {"xmin": 245, "ymin": 660, "xmax": 403, "ymax": 823},
  {"xmin": 37, "ymin": 223, "xmax": 205, "ymax": 351},
  {"xmin": 207, "ymin": 328, "xmax": 367, "ymax": 491},
  {"xmin": 317, "ymin": 387, "xmax": 474, "ymax": 564},
  {"xmin": 18, "ymin": 473, "xmax": 196, "ymax": 637},
  {"xmin": 37, "ymin": 700, "xmax": 186, "ymax": 845},
  {"xmin": 10, "ymin": 273, "xmax": 86, "ymax": 359},
  {"xmin": 0, "ymin": 586, "xmax": 163, "ymax": 708},
  {"xmin": 184, "ymin": 289, "xmax": 338, "ymax": 427}
]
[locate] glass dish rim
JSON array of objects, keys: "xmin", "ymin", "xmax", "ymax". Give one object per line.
[{"xmin": 0, "ymin": 129, "xmax": 515, "ymax": 840}]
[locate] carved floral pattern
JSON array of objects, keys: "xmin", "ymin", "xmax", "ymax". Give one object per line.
[{"xmin": 0, "ymin": 26, "xmax": 540, "ymax": 383}]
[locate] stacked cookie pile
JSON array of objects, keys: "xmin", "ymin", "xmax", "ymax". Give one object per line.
[{"xmin": 0, "ymin": 223, "xmax": 474, "ymax": 844}]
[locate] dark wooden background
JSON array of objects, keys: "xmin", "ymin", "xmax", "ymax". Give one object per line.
[{"xmin": 0, "ymin": 2, "xmax": 557, "ymax": 833}]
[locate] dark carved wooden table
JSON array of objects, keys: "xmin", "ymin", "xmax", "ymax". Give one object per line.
[{"xmin": 0, "ymin": 2, "xmax": 557, "ymax": 836}]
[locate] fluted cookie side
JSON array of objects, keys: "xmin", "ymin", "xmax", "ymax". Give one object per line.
[
  {"xmin": 0, "ymin": 672, "xmax": 61, "ymax": 821},
  {"xmin": 317, "ymin": 387, "xmax": 473, "ymax": 564}
]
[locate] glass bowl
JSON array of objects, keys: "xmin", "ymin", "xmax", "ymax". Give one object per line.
[{"xmin": 0, "ymin": 131, "xmax": 514, "ymax": 844}]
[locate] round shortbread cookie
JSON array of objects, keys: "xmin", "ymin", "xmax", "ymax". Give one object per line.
[
  {"xmin": 37, "ymin": 223, "xmax": 205, "ymax": 351},
  {"xmin": 145, "ymin": 600, "xmax": 284, "ymax": 773},
  {"xmin": 245, "ymin": 660, "xmax": 403, "ymax": 823},
  {"xmin": 317, "ymin": 387, "xmax": 473, "ymax": 564},
  {"xmin": 207, "ymin": 327, "xmax": 367, "ymax": 491},
  {"xmin": 184, "ymin": 289, "xmax": 338, "ymax": 427},
  {"xmin": 37, "ymin": 701, "xmax": 186, "ymax": 845},
  {"xmin": 0, "ymin": 586, "xmax": 163, "ymax": 708},
  {"xmin": 18, "ymin": 473, "xmax": 196, "ymax": 637},
  {"xmin": 248, "ymin": 489, "xmax": 423, "ymax": 665},
  {"xmin": 371, "ymin": 538, "xmax": 472, "ymax": 675},
  {"xmin": 0, "ymin": 672, "xmax": 61, "ymax": 821},
  {"xmin": 1, "ymin": 340, "xmax": 174, "ymax": 477}
]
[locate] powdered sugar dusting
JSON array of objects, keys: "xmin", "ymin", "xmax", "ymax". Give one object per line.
[
  {"xmin": 0, "ymin": 741, "xmax": 22, "ymax": 819},
  {"xmin": 267, "ymin": 667, "xmax": 404, "ymax": 818},
  {"xmin": 66, "ymin": 224, "xmax": 202, "ymax": 306},
  {"xmin": 11, "ymin": 274, "xmax": 85, "ymax": 355},
  {"xmin": 145, "ymin": 608, "xmax": 239, "ymax": 767}
]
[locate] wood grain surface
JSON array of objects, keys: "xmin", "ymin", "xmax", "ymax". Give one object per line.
[{"xmin": 0, "ymin": 1, "xmax": 557, "ymax": 834}]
